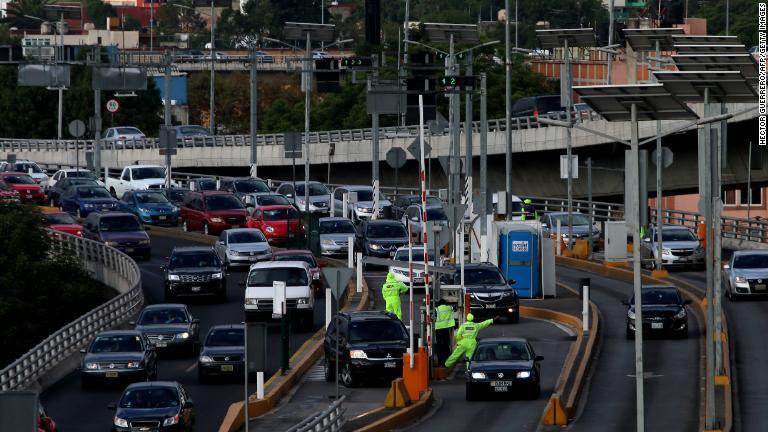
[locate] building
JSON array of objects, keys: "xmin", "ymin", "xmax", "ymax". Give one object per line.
[{"xmin": 22, "ymin": 27, "xmax": 139, "ymax": 60}]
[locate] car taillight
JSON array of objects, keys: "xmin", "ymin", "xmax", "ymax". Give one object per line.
[{"xmin": 533, "ymin": 109, "xmax": 539, "ymax": 119}]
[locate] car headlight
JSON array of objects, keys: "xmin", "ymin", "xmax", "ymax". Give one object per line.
[
  {"xmin": 695, "ymin": 246, "xmax": 704, "ymax": 254},
  {"xmin": 662, "ymin": 248, "xmax": 671, "ymax": 255},
  {"xmin": 169, "ymin": 274, "xmax": 180, "ymax": 281},
  {"xmin": 735, "ymin": 276, "xmax": 747, "ymax": 283},
  {"xmin": 674, "ymin": 308, "xmax": 687, "ymax": 319},
  {"xmin": 176, "ymin": 332, "xmax": 190, "ymax": 339},
  {"xmin": 76, "ymin": 230, "xmax": 82, "ymax": 236},
  {"xmin": 84, "ymin": 203, "xmax": 94, "ymax": 208},
  {"xmin": 199, "ymin": 355, "xmax": 213, "ymax": 363},
  {"xmin": 265, "ymin": 226, "xmax": 275, "ymax": 233},
  {"xmin": 163, "ymin": 415, "xmax": 179, "ymax": 426},
  {"xmin": 212, "ymin": 272, "xmax": 223, "ymax": 279},
  {"xmin": 139, "ymin": 207, "xmax": 151, "ymax": 213},
  {"xmin": 297, "ymin": 297, "xmax": 310, "ymax": 304},
  {"xmin": 105, "ymin": 241, "xmax": 118, "ymax": 247},
  {"xmin": 114, "ymin": 416, "xmax": 129, "ymax": 428},
  {"xmin": 211, "ymin": 217, "xmax": 224, "ymax": 223},
  {"xmin": 85, "ymin": 362, "xmax": 99, "ymax": 370},
  {"xmin": 471, "ymin": 372, "xmax": 487, "ymax": 379},
  {"xmin": 230, "ymin": 250, "xmax": 243, "ymax": 256},
  {"xmin": 321, "ymin": 239, "xmax": 335, "ymax": 246},
  {"xmin": 126, "ymin": 361, "xmax": 141, "ymax": 368},
  {"xmin": 245, "ymin": 298, "xmax": 258, "ymax": 305},
  {"xmin": 502, "ymin": 291, "xmax": 516, "ymax": 297},
  {"xmin": 349, "ymin": 350, "xmax": 368, "ymax": 359},
  {"xmin": 370, "ymin": 244, "xmax": 382, "ymax": 250},
  {"xmin": 358, "ymin": 207, "xmax": 371, "ymax": 213},
  {"xmin": 138, "ymin": 239, "xmax": 150, "ymax": 245},
  {"xmin": 627, "ymin": 309, "xmax": 636, "ymax": 320},
  {"xmin": 516, "ymin": 371, "xmax": 531, "ymax": 379}
]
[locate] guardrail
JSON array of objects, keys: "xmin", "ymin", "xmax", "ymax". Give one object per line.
[
  {"xmin": 286, "ymin": 395, "xmax": 346, "ymax": 432},
  {"xmin": 0, "ymin": 231, "xmax": 144, "ymax": 391}
]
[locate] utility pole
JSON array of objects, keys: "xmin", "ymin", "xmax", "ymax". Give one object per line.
[
  {"xmin": 250, "ymin": 49, "xmax": 258, "ymax": 178},
  {"xmin": 164, "ymin": 50, "xmax": 173, "ymax": 189},
  {"xmin": 564, "ymin": 38, "xmax": 574, "ymax": 248},
  {"xmin": 464, "ymin": 50, "xmax": 473, "ymax": 183},
  {"xmin": 607, "ymin": 0, "xmax": 614, "ymax": 84},
  {"xmin": 504, "ymin": 0, "xmax": 512, "ymax": 219},
  {"xmin": 480, "ymin": 72, "xmax": 488, "ymax": 249},
  {"xmin": 587, "ymin": 157, "xmax": 593, "ymax": 259},
  {"xmin": 209, "ymin": 0, "xmax": 216, "ymax": 136},
  {"xmin": 371, "ymin": 54, "xmax": 380, "ymax": 185},
  {"xmin": 304, "ymin": 32, "xmax": 311, "ymax": 214},
  {"xmin": 654, "ymin": 40, "xmax": 663, "ymax": 270},
  {"xmin": 93, "ymin": 45, "xmax": 103, "ymax": 178}
]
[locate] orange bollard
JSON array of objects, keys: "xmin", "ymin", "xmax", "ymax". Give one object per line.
[
  {"xmin": 698, "ymin": 222, "xmax": 707, "ymax": 248},
  {"xmin": 402, "ymin": 347, "xmax": 429, "ymax": 401}
]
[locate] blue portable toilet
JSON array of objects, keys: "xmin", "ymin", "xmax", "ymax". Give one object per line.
[{"xmin": 498, "ymin": 223, "xmax": 540, "ymax": 298}]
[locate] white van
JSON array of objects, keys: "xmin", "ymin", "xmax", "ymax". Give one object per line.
[{"xmin": 244, "ymin": 261, "xmax": 314, "ymax": 330}]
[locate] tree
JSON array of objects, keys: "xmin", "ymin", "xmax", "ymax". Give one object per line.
[
  {"xmin": 0, "ymin": 0, "xmax": 53, "ymax": 29},
  {"xmin": 85, "ymin": 0, "xmax": 117, "ymax": 30},
  {"xmin": 217, "ymin": 0, "xmax": 276, "ymax": 48},
  {"xmin": 697, "ymin": 0, "xmax": 758, "ymax": 47}
]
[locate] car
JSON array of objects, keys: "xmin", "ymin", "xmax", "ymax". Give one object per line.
[
  {"xmin": 640, "ymin": 225, "xmax": 704, "ymax": 269},
  {"xmin": 180, "ymin": 190, "xmax": 248, "ymax": 236},
  {"xmin": 214, "ymin": 228, "xmax": 273, "ymax": 269},
  {"xmin": 354, "ymin": 219, "xmax": 409, "ymax": 262},
  {"xmin": 245, "ymin": 204, "xmax": 305, "ymax": 245},
  {"xmin": 510, "ymin": 95, "xmax": 565, "ymax": 119},
  {"xmin": 81, "ymin": 212, "xmax": 151, "ymax": 259},
  {"xmin": 333, "ymin": 185, "xmax": 392, "ymax": 222},
  {"xmin": 442, "ymin": 263, "xmax": 520, "ymax": 322},
  {"xmin": 218, "ymin": 177, "xmax": 270, "ymax": 202},
  {"xmin": 37, "ymin": 403, "xmax": 58, "ymax": 432},
  {"xmin": 49, "ymin": 168, "xmax": 103, "ymax": 189},
  {"xmin": 0, "ymin": 179, "xmax": 20, "ymax": 203},
  {"xmin": 244, "ymin": 261, "xmax": 315, "ymax": 329},
  {"xmin": 573, "ymin": 102, "xmax": 592, "ymax": 120},
  {"xmin": 465, "ymin": 337, "xmax": 543, "ymax": 400},
  {"xmin": 723, "ymin": 250, "xmax": 768, "ymax": 299},
  {"xmin": 254, "ymin": 50, "xmax": 274, "ymax": 63},
  {"xmin": 272, "ymin": 249, "xmax": 323, "ymax": 296},
  {"xmin": 312, "ymin": 50, "xmax": 330, "ymax": 59},
  {"xmin": 41, "ymin": 211, "xmax": 82, "ymax": 236},
  {"xmin": 492, "ymin": 192, "xmax": 525, "ymax": 219},
  {"xmin": 0, "ymin": 172, "xmax": 45, "ymax": 204},
  {"xmin": 392, "ymin": 195, "xmax": 443, "ymax": 220},
  {"xmin": 105, "ymin": 165, "xmax": 174, "ymax": 197},
  {"xmin": 275, "ymin": 181, "xmax": 332, "ymax": 213},
  {"xmin": 60, "ymin": 185, "xmax": 120, "ymax": 218},
  {"xmin": 319, "ymin": 217, "xmax": 357, "ymax": 256},
  {"xmin": 108, "ymin": 381, "xmax": 195, "ymax": 432},
  {"xmin": 540, "ymin": 211, "xmax": 600, "ymax": 248},
  {"xmin": 132, "ymin": 304, "xmax": 201, "ymax": 355},
  {"xmin": 119, "ymin": 190, "xmax": 180, "ymax": 226},
  {"xmin": 188, "ymin": 178, "xmax": 217, "ymax": 192},
  {"xmin": 102, "ymin": 126, "xmax": 146, "ymax": 145},
  {"xmin": 202, "ymin": 51, "xmax": 226, "ymax": 60},
  {"xmin": 162, "ymin": 246, "xmax": 227, "ymax": 302},
  {"xmin": 47, "ymin": 176, "xmax": 99, "ymax": 207},
  {"xmin": 79, "ymin": 330, "xmax": 158, "ymax": 389},
  {"xmin": 624, "ymin": 285, "xmax": 690, "ymax": 339},
  {"xmin": 402, "ymin": 204, "xmax": 449, "ymax": 241},
  {"xmin": 388, "ymin": 246, "xmax": 436, "ymax": 287},
  {"xmin": 197, "ymin": 324, "xmax": 244, "ymax": 383},
  {"xmin": 242, "ymin": 191, "xmax": 291, "ymax": 209},
  {"xmin": 323, "ymin": 311, "xmax": 408, "ymax": 388},
  {"xmin": 160, "ymin": 187, "xmax": 191, "ymax": 207},
  {"xmin": 174, "ymin": 124, "xmax": 211, "ymax": 139},
  {"xmin": 0, "ymin": 160, "xmax": 49, "ymax": 187}
]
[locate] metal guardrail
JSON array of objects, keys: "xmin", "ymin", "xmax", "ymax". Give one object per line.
[
  {"xmin": 286, "ymin": 395, "xmax": 345, "ymax": 432},
  {"xmin": 0, "ymin": 230, "xmax": 144, "ymax": 391}
]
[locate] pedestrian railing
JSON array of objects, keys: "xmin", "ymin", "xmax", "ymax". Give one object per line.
[
  {"xmin": 0, "ymin": 231, "xmax": 144, "ymax": 391},
  {"xmin": 285, "ymin": 395, "xmax": 346, "ymax": 432}
]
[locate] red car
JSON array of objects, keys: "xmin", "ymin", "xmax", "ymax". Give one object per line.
[
  {"xmin": 0, "ymin": 172, "xmax": 45, "ymax": 204},
  {"xmin": 272, "ymin": 249, "xmax": 324, "ymax": 296},
  {"xmin": 246, "ymin": 205, "xmax": 305, "ymax": 245},
  {"xmin": 0, "ymin": 179, "xmax": 20, "ymax": 202},
  {"xmin": 38, "ymin": 404, "xmax": 57, "ymax": 432},
  {"xmin": 180, "ymin": 190, "xmax": 248, "ymax": 236},
  {"xmin": 41, "ymin": 211, "xmax": 83, "ymax": 236}
]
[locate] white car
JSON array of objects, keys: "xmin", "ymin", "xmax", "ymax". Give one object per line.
[
  {"xmin": 388, "ymin": 246, "xmax": 436, "ymax": 287},
  {"xmin": 214, "ymin": 228, "xmax": 273, "ymax": 268},
  {"xmin": 102, "ymin": 127, "xmax": 146, "ymax": 146},
  {"xmin": 0, "ymin": 160, "xmax": 49, "ymax": 188},
  {"xmin": 50, "ymin": 169, "xmax": 104, "ymax": 188},
  {"xmin": 244, "ymin": 261, "xmax": 314, "ymax": 330}
]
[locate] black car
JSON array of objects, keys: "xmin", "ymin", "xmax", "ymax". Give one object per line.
[
  {"xmin": 324, "ymin": 311, "xmax": 408, "ymax": 388},
  {"xmin": 510, "ymin": 94, "xmax": 565, "ymax": 119},
  {"xmin": 47, "ymin": 177, "xmax": 98, "ymax": 207},
  {"xmin": 465, "ymin": 337, "xmax": 543, "ymax": 400},
  {"xmin": 132, "ymin": 304, "xmax": 201, "ymax": 356},
  {"xmin": 197, "ymin": 324, "xmax": 244, "ymax": 383},
  {"xmin": 391, "ymin": 195, "xmax": 443, "ymax": 220},
  {"xmin": 188, "ymin": 178, "xmax": 217, "ymax": 192},
  {"xmin": 80, "ymin": 330, "xmax": 158, "ymax": 389},
  {"xmin": 442, "ymin": 263, "xmax": 520, "ymax": 322},
  {"xmin": 161, "ymin": 187, "xmax": 192, "ymax": 207},
  {"xmin": 624, "ymin": 285, "xmax": 690, "ymax": 339},
  {"xmin": 219, "ymin": 177, "xmax": 270, "ymax": 201},
  {"xmin": 109, "ymin": 381, "xmax": 195, "ymax": 432},
  {"xmin": 354, "ymin": 219, "xmax": 409, "ymax": 263},
  {"xmin": 162, "ymin": 246, "xmax": 227, "ymax": 302}
]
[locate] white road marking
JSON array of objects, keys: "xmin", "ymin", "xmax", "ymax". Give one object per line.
[{"xmin": 184, "ymin": 362, "xmax": 197, "ymax": 373}]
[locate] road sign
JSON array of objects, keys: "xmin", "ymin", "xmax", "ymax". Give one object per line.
[
  {"xmin": 560, "ymin": 155, "xmax": 578, "ymax": 179},
  {"xmin": 651, "ymin": 146, "xmax": 674, "ymax": 168},
  {"xmin": 67, "ymin": 119, "xmax": 86, "ymax": 138},
  {"xmin": 439, "ymin": 75, "xmax": 476, "ymax": 89},
  {"xmin": 437, "ymin": 156, "xmax": 464, "ymax": 176},
  {"xmin": 425, "ymin": 221, "xmax": 451, "ymax": 249},
  {"xmin": 341, "ymin": 57, "xmax": 373, "ymax": 67},
  {"xmin": 386, "ymin": 147, "xmax": 407, "ymax": 169},
  {"xmin": 322, "ymin": 267, "xmax": 354, "ymax": 300},
  {"xmin": 159, "ymin": 126, "xmax": 177, "ymax": 155},
  {"xmin": 444, "ymin": 203, "xmax": 468, "ymax": 230},
  {"xmin": 273, "ymin": 281, "xmax": 286, "ymax": 317},
  {"xmin": 284, "ymin": 132, "xmax": 302, "ymax": 159},
  {"xmin": 245, "ymin": 322, "xmax": 267, "ymax": 372},
  {"xmin": 407, "ymin": 138, "xmax": 431, "ymax": 160},
  {"xmin": 106, "ymin": 99, "xmax": 120, "ymax": 113}
]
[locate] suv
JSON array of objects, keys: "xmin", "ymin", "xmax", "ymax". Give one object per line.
[
  {"xmin": 323, "ymin": 311, "xmax": 408, "ymax": 387},
  {"xmin": 81, "ymin": 211, "xmax": 151, "ymax": 259},
  {"xmin": 244, "ymin": 261, "xmax": 314, "ymax": 330},
  {"xmin": 355, "ymin": 219, "xmax": 409, "ymax": 261},
  {"xmin": 392, "ymin": 195, "xmax": 443, "ymax": 220},
  {"xmin": 132, "ymin": 304, "xmax": 201, "ymax": 356},
  {"xmin": 162, "ymin": 246, "xmax": 227, "ymax": 302},
  {"xmin": 510, "ymin": 95, "xmax": 565, "ymax": 119},
  {"xmin": 180, "ymin": 190, "xmax": 248, "ymax": 235},
  {"xmin": 442, "ymin": 263, "xmax": 520, "ymax": 322}
]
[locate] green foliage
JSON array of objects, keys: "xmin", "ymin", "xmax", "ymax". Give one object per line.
[
  {"xmin": 0, "ymin": 0, "xmax": 53, "ymax": 29},
  {"xmin": 217, "ymin": 0, "xmax": 275, "ymax": 48},
  {"xmin": 0, "ymin": 203, "xmax": 114, "ymax": 368},
  {"xmin": 85, "ymin": 0, "xmax": 117, "ymax": 30},
  {"xmin": 697, "ymin": 0, "xmax": 758, "ymax": 47}
]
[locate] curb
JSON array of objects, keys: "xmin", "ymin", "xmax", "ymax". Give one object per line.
[{"xmin": 353, "ymin": 389, "xmax": 434, "ymax": 432}]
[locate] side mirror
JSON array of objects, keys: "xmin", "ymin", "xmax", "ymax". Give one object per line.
[
  {"xmin": 535, "ymin": 355, "xmax": 544, "ymax": 361},
  {"xmin": 107, "ymin": 403, "xmax": 117, "ymax": 411},
  {"xmin": 215, "ymin": 240, "xmax": 223, "ymax": 246},
  {"xmin": 160, "ymin": 265, "xmax": 167, "ymax": 271},
  {"xmin": 643, "ymin": 237, "xmax": 651, "ymax": 242},
  {"xmin": 508, "ymin": 279, "xmax": 516, "ymax": 286},
  {"xmin": 286, "ymin": 193, "xmax": 293, "ymax": 198},
  {"xmin": 541, "ymin": 223, "xmax": 548, "ymax": 228},
  {"xmin": 143, "ymin": 226, "xmax": 151, "ymax": 231},
  {"xmin": 621, "ymin": 299, "xmax": 630, "ymax": 306}
]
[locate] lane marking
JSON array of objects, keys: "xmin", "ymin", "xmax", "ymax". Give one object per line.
[
  {"xmin": 184, "ymin": 362, "xmax": 197, "ymax": 373},
  {"xmin": 523, "ymin": 315, "xmax": 577, "ymax": 337},
  {"xmin": 626, "ymin": 372, "xmax": 664, "ymax": 379}
]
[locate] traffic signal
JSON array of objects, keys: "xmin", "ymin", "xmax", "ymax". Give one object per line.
[
  {"xmin": 315, "ymin": 58, "xmax": 340, "ymax": 93},
  {"xmin": 406, "ymin": 76, "xmax": 437, "ymax": 124},
  {"xmin": 410, "ymin": 51, "xmax": 432, "ymax": 64},
  {"xmin": 435, "ymin": 52, "xmax": 466, "ymax": 62},
  {"xmin": 340, "ymin": 57, "xmax": 373, "ymax": 68},
  {"xmin": 439, "ymin": 75, "xmax": 476, "ymax": 90},
  {"xmin": 365, "ymin": 0, "xmax": 381, "ymax": 45}
]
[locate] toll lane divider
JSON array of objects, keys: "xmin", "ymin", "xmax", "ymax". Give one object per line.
[
  {"xmin": 146, "ymin": 227, "xmax": 371, "ymax": 432},
  {"xmin": 556, "ymin": 256, "xmax": 732, "ymax": 432}
]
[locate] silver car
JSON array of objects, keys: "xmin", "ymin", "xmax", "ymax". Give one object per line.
[
  {"xmin": 388, "ymin": 246, "xmax": 436, "ymax": 287},
  {"xmin": 214, "ymin": 228, "xmax": 273, "ymax": 268},
  {"xmin": 401, "ymin": 205, "xmax": 448, "ymax": 241},
  {"xmin": 319, "ymin": 217, "xmax": 357, "ymax": 255},
  {"xmin": 332, "ymin": 185, "xmax": 392, "ymax": 222},
  {"xmin": 640, "ymin": 225, "xmax": 704, "ymax": 269},
  {"xmin": 723, "ymin": 250, "xmax": 768, "ymax": 299},
  {"xmin": 243, "ymin": 192, "xmax": 291, "ymax": 209},
  {"xmin": 276, "ymin": 181, "xmax": 331, "ymax": 213},
  {"xmin": 540, "ymin": 212, "xmax": 600, "ymax": 247}
]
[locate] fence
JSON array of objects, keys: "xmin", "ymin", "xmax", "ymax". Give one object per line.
[
  {"xmin": 0, "ymin": 231, "xmax": 144, "ymax": 391},
  {"xmin": 286, "ymin": 395, "xmax": 345, "ymax": 432}
]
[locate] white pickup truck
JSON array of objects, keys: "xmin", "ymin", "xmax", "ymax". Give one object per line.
[
  {"xmin": 244, "ymin": 261, "xmax": 315, "ymax": 331},
  {"xmin": 105, "ymin": 165, "xmax": 175, "ymax": 197}
]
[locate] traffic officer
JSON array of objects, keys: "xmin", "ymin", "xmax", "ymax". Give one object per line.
[
  {"xmin": 522, "ymin": 198, "xmax": 537, "ymax": 221},
  {"xmin": 445, "ymin": 313, "xmax": 495, "ymax": 368},
  {"xmin": 381, "ymin": 272, "xmax": 409, "ymax": 320},
  {"xmin": 433, "ymin": 299, "xmax": 456, "ymax": 364}
]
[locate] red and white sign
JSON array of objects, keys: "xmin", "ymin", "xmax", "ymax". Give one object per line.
[{"xmin": 106, "ymin": 99, "xmax": 120, "ymax": 113}]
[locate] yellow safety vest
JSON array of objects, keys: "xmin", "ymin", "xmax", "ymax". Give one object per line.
[{"xmin": 435, "ymin": 305, "xmax": 455, "ymax": 330}]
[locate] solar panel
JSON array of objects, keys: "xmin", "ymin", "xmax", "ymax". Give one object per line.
[{"xmin": 573, "ymin": 84, "xmax": 697, "ymax": 122}]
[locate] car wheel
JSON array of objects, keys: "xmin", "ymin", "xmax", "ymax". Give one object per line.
[
  {"xmin": 340, "ymin": 362, "xmax": 358, "ymax": 388},
  {"xmin": 203, "ymin": 222, "xmax": 210, "ymax": 236},
  {"xmin": 324, "ymin": 356, "xmax": 335, "ymax": 382},
  {"xmin": 465, "ymin": 383, "xmax": 477, "ymax": 401},
  {"xmin": 80, "ymin": 378, "xmax": 92, "ymax": 391},
  {"xmin": 182, "ymin": 219, "xmax": 189, "ymax": 231},
  {"xmin": 217, "ymin": 289, "xmax": 227, "ymax": 303},
  {"xmin": 142, "ymin": 251, "xmax": 151, "ymax": 261},
  {"xmin": 509, "ymin": 310, "xmax": 520, "ymax": 324},
  {"xmin": 677, "ymin": 327, "xmax": 689, "ymax": 339}
]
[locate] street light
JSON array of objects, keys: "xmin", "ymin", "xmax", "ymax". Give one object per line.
[{"xmin": 25, "ymin": 14, "xmax": 67, "ymax": 140}]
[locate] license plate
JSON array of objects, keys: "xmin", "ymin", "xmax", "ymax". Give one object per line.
[
  {"xmin": 493, "ymin": 386, "xmax": 509, "ymax": 392},
  {"xmin": 756, "ymin": 284, "xmax": 766, "ymax": 291},
  {"xmin": 491, "ymin": 380, "xmax": 513, "ymax": 387},
  {"xmin": 221, "ymin": 365, "xmax": 234, "ymax": 372},
  {"xmin": 125, "ymin": 248, "xmax": 134, "ymax": 253},
  {"xmin": 651, "ymin": 322, "xmax": 664, "ymax": 329},
  {"xmin": 384, "ymin": 361, "xmax": 397, "ymax": 368},
  {"xmin": 158, "ymin": 215, "xmax": 166, "ymax": 220},
  {"xmin": 390, "ymin": 251, "xmax": 396, "ymax": 257},
  {"xmin": 105, "ymin": 371, "xmax": 118, "ymax": 378},
  {"xmin": 155, "ymin": 342, "xmax": 167, "ymax": 347},
  {"xmin": 414, "ymin": 278, "xmax": 424, "ymax": 283},
  {"xmin": 191, "ymin": 286, "xmax": 201, "ymax": 292},
  {"xmin": 485, "ymin": 303, "xmax": 496, "ymax": 309},
  {"xmin": 250, "ymin": 256, "xmax": 259, "ymax": 261},
  {"xmin": 678, "ymin": 257, "xmax": 688, "ymax": 262}
]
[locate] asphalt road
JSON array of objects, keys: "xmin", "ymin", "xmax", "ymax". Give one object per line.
[
  {"xmin": 558, "ymin": 266, "xmax": 702, "ymax": 432},
  {"xmin": 41, "ymin": 233, "xmax": 326, "ymax": 432}
]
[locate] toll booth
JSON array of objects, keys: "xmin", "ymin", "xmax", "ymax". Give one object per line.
[{"xmin": 498, "ymin": 223, "xmax": 541, "ymax": 299}]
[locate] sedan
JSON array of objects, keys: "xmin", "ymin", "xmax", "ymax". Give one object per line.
[
  {"xmin": 246, "ymin": 205, "xmax": 305, "ymax": 245},
  {"xmin": 0, "ymin": 172, "xmax": 45, "ymax": 204},
  {"xmin": 723, "ymin": 249, "xmax": 768, "ymax": 299},
  {"xmin": 319, "ymin": 217, "xmax": 356, "ymax": 256},
  {"xmin": 197, "ymin": 325, "xmax": 244, "ymax": 383},
  {"xmin": 46, "ymin": 177, "xmax": 98, "ymax": 207},
  {"xmin": 119, "ymin": 190, "xmax": 180, "ymax": 226},
  {"xmin": 243, "ymin": 192, "xmax": 291, "ymax": 209},
  {"xmin": 132, "ymin": 304, "xmax": 201, "ymax": 356},
  {"xmin": 215, "ymin": 228, "xmax": 272, "ymax": 269},
  {"xmin": 102, "ymin": 126, "xmax": 146, "ymax": 146},
  {"xmin": 109, "ymin": 381, "xmax": 195, "ymax": 432},
  {"xmin": 641, "ymin": 225, "xmax": 704, "ymax": 269},
  {"xmin": 61, "ymin": 185, "xmax": 120, "ymax": 218},
  {"xmin": 80, "ymin": 330, "xmax": 158, "ymax": 389},
  {"xmin": 624, "ymin": 285, "xmax": 690, "ymax": 339},
  {"xmin": 388, "ymin": 246, "xmax": 435, "ymax": 287},
  {"xmin": 41, "ymin": 211, "xmax": 82, "ymax": 236},
  {"xmin": 465, "ymin": 338, "xmax": 543, "ymax": 400},
  {"xmin": 0, "ymin": 179, "xmax": 20, "ymax": 203}
]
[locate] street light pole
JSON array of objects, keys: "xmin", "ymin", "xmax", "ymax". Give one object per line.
[
  {"xmin": 250, "ymin": 49, "xmax": 258, "ymax": 178},
  {"xmin": 564, "ymin": 38, "xmax": 574, "ymax": 249},
  {"xmin": 304, "ymin": 32, "xmax": 311, "ymax": 215},
  {"xmin": 209, "ymin": 0, "xmax": 215, "ymax": 136},
  {"xmin": 504, "ymin": 0, "xmax": 512, "ymax": 219},
  {"xmin": 607, "ymin": 0, "xmax": 614, "ymax": 84}
]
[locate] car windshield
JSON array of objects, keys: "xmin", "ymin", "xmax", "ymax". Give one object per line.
[
  {"xmin": 234, "ymin": 180, "xmax": 269, "ymax": 193},
  {"xmin": 367, "ymin": 223, "xmax": 406, "ymax": 238},
  {"xmin": 256, "ymin": 195, "xmax": 290, "ymax": 206},
  {"xmin": 394, "ymin": 249, "xmax": 435, "ymax": 262},
  {"xmin": 320, "ymin": 220, "xmax": 356, "ymax": 234},
  {"xmin": 426, "ymin": 208, "xmax": 448, "ymax": 220},
  {"xmin": 229, "ymin": 230, "xmax": 266, "ymax": 243},
  {"xmin": 42, "ymin": 213, "xmax": 76, "ymax": 225},
  {"xmin": 248, "ymin": 267, "xmax": 308, "ymax": 286},
  {"xmin": 636, "ymin": 288, "xmax": 681, "ymax": 305},
  {"xmin": 99, "ymin": 216, "xmax": 141, "ymax": 232},
  {"xmin": 90, "ymin": 334, "xmax": 143, "ymax": 353},
  {"xmin": 119, "ymin": 388, "xmax": 179, "ymax": 409},
  {"xmin": 206, "ymin": 328, "xmax": 244, "ymax": 347},
  {"xmin": 169, "ymin": 251, "xmax": 219, "ymax": 268},
  {"xmin": 349, "ymin": 320, "xmax": 407, "ymax": 343},
  {"xmin": 63, "ymin": 179, "xmax": 97, "ymax": 188},
  {"xmin": 295, "ymin": 183, "xmax": 330, "ymax": 196},
  {"xmin": 661, "ymin": 230, "xmax": 697, "ymax": 242},
  {"xmin": 132, "ymin": 167, "xmax": 165, "ymax": 180},
  {"xmin": 67, "ymin": 170, "xmax": 97, "ymax": 179},
  {"xmin": 465, "ymin": 268, "xmax": 506, "ymax": 285},
  {"xmin": 473, "ymin": 341, "xmax": 531, "ymax": 361},
  {"xmin": 262, "ymin": 208, "xmax": 300, "ymax": 220},
  {"xmin": 117, "ymin": 127, "xmax": 142, "ymax": 135},
  {"xmin": 138, "ymin": 308, "xmax": 189, "ymax": 325},
  {"xmin": 274, "ymin": 254, "xmax": 316, "ymax": 266},
  {"xmin": 549, "ymin": 213, "xmax": 591, "ymax": 226},
  {"xmin": 196, "ymin": 180, "xmax": 217, "ymax": 190},
  {"xmin": 733, "ymin": 254, "xmax": 768, "ymax": 269},
  {"xmin": 77, "ymin": 187, "xmax": 111, "ymax": 198},
  {"xmin": 3, "ymin": 175, "xmax": 35, "ymax": 184},
  {"xmin": 136, "ymin": 192, "xmax": 169, "ymax": 204},
  {"xmin": 349, "ymin": 190, "xmax": 386, "ymax": 202},
  {"xmin": 14, "ymin": 163, "xmax": 42, "ymax": 173},
  {"xmin": 206, "ymin": 195, "xmax": 245, "ymax": 210}
]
